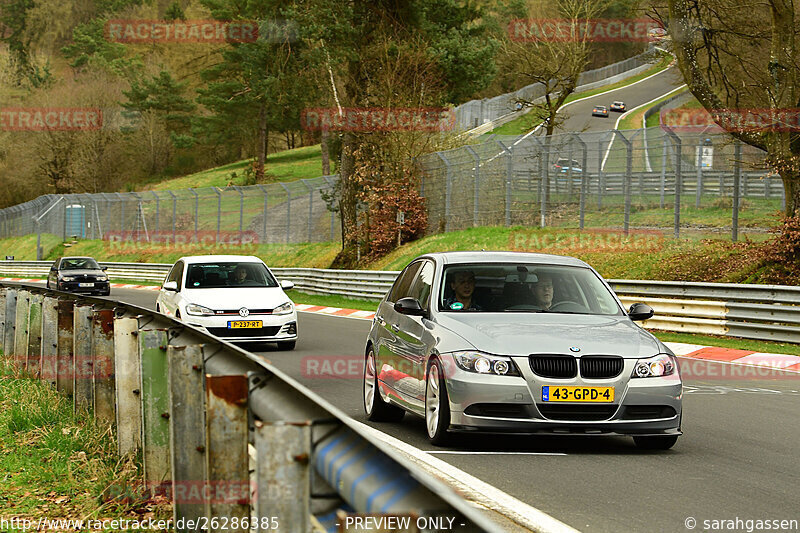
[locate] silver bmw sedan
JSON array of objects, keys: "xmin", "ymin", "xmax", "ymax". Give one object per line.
[{"xmin": 363, "ymin": 251, "xmax": 682, "ymax": 449}]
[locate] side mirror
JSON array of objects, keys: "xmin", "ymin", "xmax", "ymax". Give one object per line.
[
  {"xmin": 162, "ymin": 280, "xmax": 178, "ymax": 292},
  {"xmin": 628, "ymin": 302, "xmax": 654, "ymax": 321},
  {"xmin": 394, "ymin": 297, "xmax": 425, "ymax": 316},
  {"xmin": 280, "ymin": 280, "xmax": 295, "ymax": 291},
  {"xmin": 101, "ymin": 266, "xmax": 108, "ymax": 271}
]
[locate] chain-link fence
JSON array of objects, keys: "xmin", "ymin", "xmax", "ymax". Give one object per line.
[
  {"xmin": 0, "ymin": 176, "xmax": 341, "ymax": 255},
  {"xmin": 454, "ymin": 50, "xmax": 654, "ymax": 131},
  {"xmin": 418, "ymin": 126, "xmax": 781, "ymax": 240}
]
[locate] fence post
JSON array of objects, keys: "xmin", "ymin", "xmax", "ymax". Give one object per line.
[
  {"xmin": 695, "ymin": 136, "xmax": 703, "ymax": 208},
  {"xmin": 497, "ymin": 141, "xmax": 513, "ymax": 227},
  {"xmin": 167, "ymin": 345, "xmax": 207, "ymax": 526},
  {"xmin": 213, "ymin": 188, "xmax": 222, "ymax": 244},
  {"xmin": 732, "ymin": 140, "xmax": 741, "ymax": 242},
  {"xmin": 465, "ymin": 146, "xmax": 480, "ymax": 227},
  {"xmin": 92, "ymin": 308, "xmax": 115, "ymax": 424},
  {"xmin": 0, "ymin": 289, "xmax": 5, "ymax": 355},
  {"xmin": 436, "ymin": 153, "xmax": 452, "ymax": 232},
  {"xmin": 189, "ymin": 189, "xmax": 199, "ymax": 240},
  {"xmin": 254, "ymin": 420, "xmax": 311, "ymax": 532},
  {"xmin": 660, "ymin": 137, "xmax": 668, "ymax": 208},
  {"xmin": 41, "ymin": 296, "xmax": 58, "ymax": 388},
  {"xmin": 280, "ymin": 183, "xmax": 292, "ymax": 243},
  {"xmin": 664, "ymin": 129, "xmax": 682, "ymax": 239},
  {"xmin": 27, "ymin": 292, "xmax": 43, "ymax": 376},
  {"xmin": 301, "ymin": 179, "xmax": 314, "ymax": 242},
  {"xmin": 236, "ymin": 186, "xmax": 244, "ymax": 244},
  {"xmin": 542, "ymin": 137, "xmax": 551, "ymax": 227},
  {"xmin": 597, "ymin": 138, "xmax": 605, "ymax": 209},
  {"xmin": 13, "ymin": 289, "xmax": 30, "ymax": 368},
  {"xmin": 167, "ymin": 190, "xmax": 177, "ymax": 244},
  {"xmin": 256, "ymin": 184, "xmax": 269, "ymax": 244},
  {"xmin": 140, "ymin": 329, "xmax": 171, "ymax": 491},
  {"xmin": 205, "ymin": 375, "xmax": 250, "ymax": 528},
  {"xmin": 73, "ymin": 304, "xmax": 94, "ymax": 413},
  {"xmin": 612, "ymin": 130, "xmax": 633, "ymax": 236},
  {"xmin": 114, "ymin": 317, "xmax": 142, "ymax": 457},
  {"xmin": 568, "ymin": 134, "xmax": 588, "ymax": 230}
]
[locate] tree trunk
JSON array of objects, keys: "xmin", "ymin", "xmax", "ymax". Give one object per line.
[
  {"xmin": 321, "ymin": 129, "xmax": 331, "ymax": 175},
  {"xmin": 256, "ymin": 103, "xmax": 267, "ymax": 181},
  {"xmin": 333, "ymin": 131, "xmax": 359, "ymax": 267}
]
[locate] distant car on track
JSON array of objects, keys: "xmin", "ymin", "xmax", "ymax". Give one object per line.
[
  {"xmin": 610, "ymin": 101, "xmax": 626, "ymax": 112},
  {"xmin": 47, "ymin": 256, "xmax": 110, "ymax": 296},
  {"xmin": 363, "ymin": 251, "xmax": 682, "ymax": 450},
  {"xmin": 156, "ymin": 255, "xmax": 298, "ymax": 350},
  {"xmin": 553, "ymin": 158, "xmax": 583, "ymax": 174},
  {"xmin": 592, "ymin": 105, "xmax": 609, "ymax": 117}
]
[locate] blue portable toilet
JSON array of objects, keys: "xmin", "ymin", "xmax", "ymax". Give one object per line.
[{"xmin": 65, "ymin": 204, "xmax": 86, "ymax": 238}]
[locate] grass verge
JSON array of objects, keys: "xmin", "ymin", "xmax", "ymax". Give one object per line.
[
  {"xmin": 0, "ymin": 357, "xmax": 170, "ymax": 523},
  {"xmin": 491, "ymin": 53, "xmax": 674, "ymax": 136}
]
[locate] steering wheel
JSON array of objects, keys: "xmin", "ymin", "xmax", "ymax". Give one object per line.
[{"xmin": 548, "ymin": 300, "xmax": 581, "ymax": 311}]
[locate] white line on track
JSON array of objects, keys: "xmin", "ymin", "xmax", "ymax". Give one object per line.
[
  {"xmin": 600, "ymin": 83, "xmax": 687, "ymax": 171},
  {"xmin": 354, "ymin": 421, "xmax": 579, "ymax": 533},
  {"xmin": 426, "ymin": 450, "xmax": 567, "ymax": 456}
]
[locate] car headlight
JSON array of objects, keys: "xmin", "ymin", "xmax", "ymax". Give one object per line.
[
  {"xmin": 453, "ymin": 351, "xmax": 519, "ymax": 376},
  {"xmin": 61, "ymin": 276, "xmax": 76, "ymax": 281},
  {"xmin": 97, "ymin": 275, "xmax": 108, "ymax": 281},
  {"xmin": 185, "ymin": 303, "xmax": 215, "ymax": 316},
  {"xmin": 273, "ymin": 301, "xmax": 294, "ymax": 315},
  {"xmin": 632, "ymin": 354, "xmax": 677, "ymax": 378}
]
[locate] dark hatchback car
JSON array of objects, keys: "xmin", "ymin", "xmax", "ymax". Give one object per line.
[{"xmin": 47, "ymin": 256, "xmax": 110, "ymax": 296}]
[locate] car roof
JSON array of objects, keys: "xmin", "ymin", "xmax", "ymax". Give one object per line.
[
  {"xmin": 177, "ymin": 255, "xmax": 264, "ymax": 264},
  {"xmin": 59, "ymin": 256, "xmax": 97, "ymax": 261},
  {"xmin": 613, "ymin": 101, "xmax": 624, "ymax": 104},
  {"xmin": 417, "ymin": 251, "xmax": 591, "ymax": 268}
]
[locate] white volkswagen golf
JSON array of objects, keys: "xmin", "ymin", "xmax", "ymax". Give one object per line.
[{"xmin": 156, "ymin": 255, "xmax": 298, "ymax": 349}]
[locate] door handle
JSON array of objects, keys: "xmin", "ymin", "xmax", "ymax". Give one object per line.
[
  {"xmin": 376, "ymin": 315, "xmax": 386, "ymax": 326},
  {"xmin": 391, "ymin": 324, "xmax": 400, "ymax": 332}
]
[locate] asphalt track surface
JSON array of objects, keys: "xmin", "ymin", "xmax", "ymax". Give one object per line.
[
  {"xmin": 109, "ymin": 287, "xmax": 800, "ymax": 533},
  {"xmin": 554, "ymin": 64, "xmax": 685, "ymax": 134}
]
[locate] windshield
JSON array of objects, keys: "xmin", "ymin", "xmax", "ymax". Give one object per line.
[
  {"xmin": 60, "ymin": 258, "xmax": 101, "ymax": 270},
  {"xmin": 439, "ymin": 263, "xmax": 622, "ymax": 315},
  {"xmin": 184, "ymin": 262, "xmax": 277, "ymax": 289}
]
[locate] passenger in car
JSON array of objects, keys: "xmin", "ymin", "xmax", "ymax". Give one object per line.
[{"xmin": 444, "ymin": 270, "xmax": 483, "ymax": 311}]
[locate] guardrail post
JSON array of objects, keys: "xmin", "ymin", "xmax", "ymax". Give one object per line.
[
  {"xmin": 92, "ymin": 309, "xmax": 115, "ymax": 424},
  {"xmin": 13, "ymin": 289, "xmax": 30, "ymax": 367},
  {"xmin": 205, "ymin": 375, "xmax": 249, "ymax": 528},
  {"xmin": 140, "ymin": 329, "xmax": 171, "ymax": 490},
  {"xmin": 41, "ymin": 297, "xmax": 58, "ymax": 387},
  {"xmin": 57, "ymin": 300, "xmax": 75, "ymax": 395},
  {"xmin": 73, "ymin": 304, "xmax": 94, "ymax": 412},
  {"xmin": 254, "ymin": 420, "xmax": 311, "ymax": 532},
  {"xmin": 0, "ymin": 288, "xmax": 6, "ymax": 354},
  {"xmin": 27, "ymin": 293, "xmax": 43, "ymax": 376},
  {"xmin": 114, "ymin": 317, "xmax": 142, "ymax": 457},
  {"xmin": 167, "ymin": 345, "xmax": 207, "ymax": 528}
]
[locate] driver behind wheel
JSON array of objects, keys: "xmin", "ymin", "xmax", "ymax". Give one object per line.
[{"xmin": 532, "ymin": 273, "xmax": 554, "ymax": 310}]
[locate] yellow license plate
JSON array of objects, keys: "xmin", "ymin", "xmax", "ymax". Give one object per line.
[
  {"xmin": 542, "ymin": 386, "xmax": 614, "ymax": 402},
  {"xmin": 228, "ymin": 320, "xmax": 263, "ymax": 329}
]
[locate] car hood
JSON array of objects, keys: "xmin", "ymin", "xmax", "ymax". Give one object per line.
[
  {"xmin": 60, "ymin": 269, "xmax": 105, "ymax": 277},
  {"xmin": 436, "ymin": 313, "xmax": 663, "ymax": 358},
  {"xmin": 180, "ymin": 287, "xmax": 291, "ymax": 309}
]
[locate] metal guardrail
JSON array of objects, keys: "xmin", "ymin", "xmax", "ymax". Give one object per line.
[
  {"xmin": 2, "ymin": 262, "xmax": 798, "ymax": 343},
  {"xmin": 0, "ymin": 282, "xmax": 509, "ymax": 533}
]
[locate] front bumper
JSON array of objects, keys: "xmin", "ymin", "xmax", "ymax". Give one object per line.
[
  {"xmin": 184, "ymin": 312, "xmax": 298, "ymax": 344},
  {"xmin": 440, "ymin": 353, "xmax": 682, "ymax": 436},
  {"xmin": 58, "ymin": 280, "xmax": 110, "ymax": 294}
]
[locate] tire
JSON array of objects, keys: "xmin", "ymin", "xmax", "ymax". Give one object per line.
[
  {"xmin": 425, "ymin": 359, "xmax": 451, "ymax": 446},
  {"xmin": 633, "ymin": 435, "xmax": 679, "ymax": 450},
  {"xmin": 277, "ymin": 340, "xmax": 296, "ymax": 351},
  {"xmin": 363, "ymin": 347, "xmax": 405, "ymax": 422}
]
